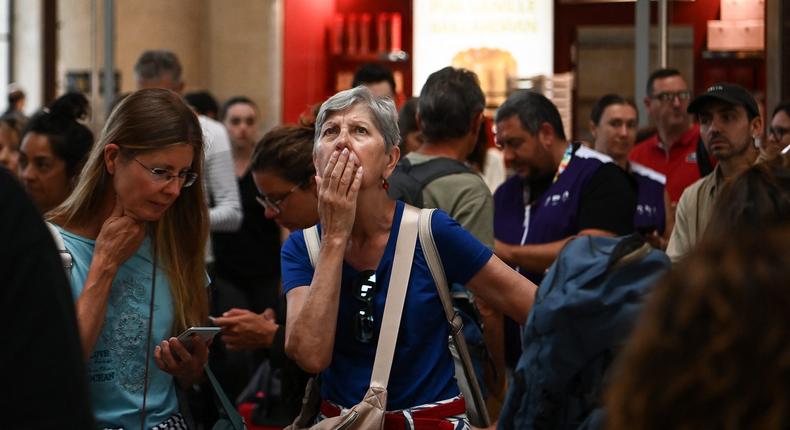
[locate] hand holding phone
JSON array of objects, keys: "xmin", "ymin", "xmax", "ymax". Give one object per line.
[{"xmin": 155, "ymin": 327, "xmax": 214, "ymax": 385}]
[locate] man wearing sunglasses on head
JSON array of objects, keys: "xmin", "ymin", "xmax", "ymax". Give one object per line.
[{"xmin": 630, "ymin": 69, "xmax": 710, "ymax": 210}]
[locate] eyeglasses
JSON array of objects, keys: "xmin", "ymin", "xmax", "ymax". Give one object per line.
[
  {"xmin": 769, "ymin": 126, "xmax": 790, "ymax": 141},
  {"xmin": 353, "ymin": 270, "xmax": 377, "ymax": 344},
  {"xmin": 255, "ymin": 181, "xmax": 304, "ymax": 215},
  {"xmin": 652, "ymin": 91, "xmax": 692, "ymax": 103},
  {"xmin": 133, "ymin": 158, "xmax": 198, "ymax": 188}
]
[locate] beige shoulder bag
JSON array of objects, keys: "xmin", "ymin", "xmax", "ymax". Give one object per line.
[{"xmin": 286, "ymin": 204, "xmax": 420, "ymax": 430}]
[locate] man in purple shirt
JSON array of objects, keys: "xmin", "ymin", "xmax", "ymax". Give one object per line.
[
  {"xmin": 494, "ymin": 91, "xmax": 636, "ymax": 283},
  {"xmin": 493, "ymin": 91, "xmax": 637, "ymax": 367}
]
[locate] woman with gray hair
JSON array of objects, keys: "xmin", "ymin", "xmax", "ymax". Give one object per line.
[{"xmin": 280, "ymin": 86, "xmax": 537, "ymax": 427}]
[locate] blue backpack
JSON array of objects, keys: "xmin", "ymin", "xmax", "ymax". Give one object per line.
[{"xmin": 498, "ymin": 234, "xmax": 671, "ymax": 430}]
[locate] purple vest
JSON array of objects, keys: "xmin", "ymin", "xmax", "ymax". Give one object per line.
[
  {"xmin": 494, "ymin": 146, "xmax": 612, "ymax": 284},
  {"xmin": 630, "ymin": 162, "xmax": 666, "ymax": 235}
]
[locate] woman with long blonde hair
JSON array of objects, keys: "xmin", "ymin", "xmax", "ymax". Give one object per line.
[{"xmin": 48, "ymin": 88, "xmax": 210, "ymax": 429}]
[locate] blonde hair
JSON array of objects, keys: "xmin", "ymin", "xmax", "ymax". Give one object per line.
[{"xmin": 49, "ymin": 88, "xmax": 208, "ymax": 333}]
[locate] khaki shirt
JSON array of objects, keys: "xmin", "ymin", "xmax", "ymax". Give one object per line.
[
  {"xmin": 666, "ymin": 165, "xmax": 724, "ymax": 262},
  {"xmin": 405, "ymin": 152, "xmax": 495, "ymax": 249}
]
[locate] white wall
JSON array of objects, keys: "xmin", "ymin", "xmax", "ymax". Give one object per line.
[
  {"xmin": 13, "ymin": 0, "xmax": 43, "ymax": 115},
  {"xmin": 0, "ymin": 0, "xmax": 11, "ymax": 111}
]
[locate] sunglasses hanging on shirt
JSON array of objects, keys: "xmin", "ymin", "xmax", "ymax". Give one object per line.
[{"xmin": 353, "ymin": 269, "xmax": 378, "ymax": 344}]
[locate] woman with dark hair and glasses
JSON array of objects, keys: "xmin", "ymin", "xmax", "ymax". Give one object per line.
[
  {"xmin": 763, "ymin": 100, "xmax": 790, "ymax": 161},
  {"xmin": 279, "ymin": 86, "xmax": 537, "ymax": 428},
  {"xmin": 47, "ymin": 88, "xmax": 210, "ymax": 429},
  {"xmin": 249, "ymin": 124, "xmax": 320, "ymax": 230}
]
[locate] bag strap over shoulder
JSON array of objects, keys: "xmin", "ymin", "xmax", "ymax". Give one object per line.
[
  {"xmin": 417, "ymin": 209, "xmax": 456, "ymax": 324},
  {"xmin": 408, "ymin": 157, "xmax": 471, "ymax": 185},
  {"xmin": 417, "ymin": 208, "xmax": 491, "ymax": 427},
  {"xmin": 46, "ymin": 222, "xmax": 73, "ymax": 271},
  {"xmin": 387, "ymin": 157, "xmax": 472, "ymax": 207},
  {"xmin": 370, "ymin": 204, "xmax": 420, "ymax": 389},
  {"xmin": 205, "ymin": 364, "xmax": 247, "ymax": 429}
]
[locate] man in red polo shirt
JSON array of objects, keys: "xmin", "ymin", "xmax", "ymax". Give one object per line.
[{"xmin": 630, "ymin": 68, "xmax": 702, "ymax": 205}]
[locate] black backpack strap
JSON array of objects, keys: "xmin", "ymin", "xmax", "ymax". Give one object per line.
[{"xmin": 387, "ymin": 157, "xmax": 472, "ymax": 207}]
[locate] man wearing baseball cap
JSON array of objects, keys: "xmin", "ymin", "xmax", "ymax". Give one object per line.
[{"xmin": 666, "ymin": 83, "xmax": 761, "ymax": 262}]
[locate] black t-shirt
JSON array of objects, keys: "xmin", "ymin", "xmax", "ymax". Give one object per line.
[
  {"xmin": 524, "ymin": 147, "xmax": 636, "ymax": 237},
  {"xmin": 578, "ymin": 162, "xmax": 638, "ymax": 236},
  {"xmin": 0, "ymin": 169, "xmax": 94, "ymax": 428},
  {"xmin": 212, "ymin": 170, "xmax": 282, "ymax": 284}
]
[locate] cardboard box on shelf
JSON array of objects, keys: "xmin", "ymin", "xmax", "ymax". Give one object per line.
[
  {"xmin": 721, "ymin": 0, "xmax": 764, "ymax": 22},
  {"xmin": 707, "ymin": 19, "xmax": 764, "ymax": 51}
]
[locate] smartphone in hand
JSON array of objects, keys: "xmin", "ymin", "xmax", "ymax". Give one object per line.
[{"xmin": 175, "ymin": 326, "xmax": 220, "ymax": 350}]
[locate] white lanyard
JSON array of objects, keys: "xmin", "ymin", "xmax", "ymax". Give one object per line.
[
  {"xmin": 520, "ymin": 204, "xmax": 531, "ymax": 247},
  {"xmin": 516, "ymin": 183, "xmax": 533, "ymax": 274}
]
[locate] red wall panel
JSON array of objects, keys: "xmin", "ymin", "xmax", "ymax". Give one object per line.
[{"xmin": 283, "ymin": 0, "xmax": 334, "ymax": 123}]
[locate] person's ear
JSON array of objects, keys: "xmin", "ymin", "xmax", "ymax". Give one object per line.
[
  {"xmin": 749, "ymin": 115, "xmax": 763, "ymax": 141},
  {"xmin": 104, "ymin": 143, "xmax": 121, "ymax": 174},
  {"xmin": 537, "ymin": 122, "xmax": 556, "ymax": 150},
  {"xmin": 383, "ymin": 145, "xmax": 401, "ymax": 179},
  {"xmin": 643, "ymin": 95, "xmax": 652, "ymax": 110}
]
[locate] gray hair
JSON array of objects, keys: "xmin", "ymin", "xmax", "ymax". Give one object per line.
[
  {"xmin": 314, "ymin": 86, "xmax": 400, "ymax": 153},
  {"xmin": 134, "ymin": 50, "xmax": 182, "ymax": 84}
]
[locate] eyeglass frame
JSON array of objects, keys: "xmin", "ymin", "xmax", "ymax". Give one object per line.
[
  {"xmin": 133, "ymin": 158, "xmax": 199, "ymax": 188},
  {"xmin": 651, "ymin": 90, "xmax": 692, "ymax": 103},
  {"xmin": 352, "ymin": 269, "xmax": 378, "ymax": 344},
  {"xmin": 255, "ymin": 180, "xmax": 306, "ymax": 215}
]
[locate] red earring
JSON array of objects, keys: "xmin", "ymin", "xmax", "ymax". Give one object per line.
[{"xmin": 382, "ymin": 178, "xmax": 389, "ymax": 191}]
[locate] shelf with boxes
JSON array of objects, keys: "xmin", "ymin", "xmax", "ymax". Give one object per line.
[
  {"xmin": 700, "ymin": 0, "xmax": 765, "ymax": 92},
  {"xmin": 707, "ymin": 0, "xmax": 765, "ymax": 52},
  {"xmin": 327, "ymin": 9, "xmax": 412, "ymax": 102}
]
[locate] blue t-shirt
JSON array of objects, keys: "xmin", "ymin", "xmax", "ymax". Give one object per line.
[
  {"xmin": 58, "ymin": 227, "xmax": 178, "ymax": 430},
  {"xmin": 281, "ymin": 201, "xmax": 493, "ymax": 410}
]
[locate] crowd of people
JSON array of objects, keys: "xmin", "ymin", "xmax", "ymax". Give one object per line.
[{"xmin": 2, "ymin": 48, "xmax": 789, "ymax": 430}]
